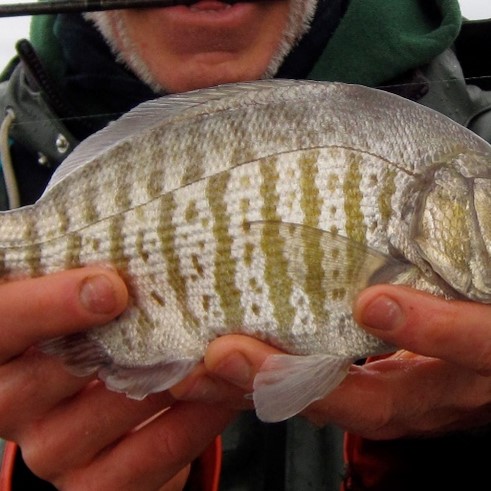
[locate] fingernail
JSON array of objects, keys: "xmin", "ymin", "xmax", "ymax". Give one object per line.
[
  {"xmin": 79, "ymin": 274, "xmax": 117, "ymax": 314},
  {"xmin": 213, "ymin": 352, "xmax": 252, "ymax": 387},
  {"xmin": 360, "ymin": 295, "xmax": 404, "ymax": 331}
]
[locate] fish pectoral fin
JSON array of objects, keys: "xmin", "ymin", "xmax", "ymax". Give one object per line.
[
  {"xmin": 99, "ymin": 359, "xmax": 198, "ymax": 400},
  {"xmin": 252, "ymin": 354, "xmax": 352, "ymax": 423},
  {"xmin": 39, "ymin": 333, "xmax": 110, "ymax": 376}
]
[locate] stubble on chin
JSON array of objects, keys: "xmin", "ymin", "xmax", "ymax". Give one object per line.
[{"xmin": 85, "ymin": 0, "xmax": 317, "ymax": 93}]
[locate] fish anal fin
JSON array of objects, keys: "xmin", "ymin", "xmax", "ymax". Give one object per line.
[{"xmin": 252, "ymin": 353, "xmax": 352, "ymax": 423}]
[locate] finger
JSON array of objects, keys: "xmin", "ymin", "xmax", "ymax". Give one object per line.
[
  {"xmin": 204, "ymin": 334, "xmax": 280, "ymax": 390},
  {"xmin": 304, "ymin": 354, "xmax": 491, "ymax": 439},
  {"xmin": 0, "ymin": 267, "xmax": 128, "ymax": 363},
  {"xmin": 19, "ymin": 385, "xmax": 174, "ymax": 482},
  {"xmin": 170, "ymin": 362, "xmax": 254, "ymax": 410},
  {"xmin": 170, "ymin": 336, "xmax": 284, "ymax": 408},
  {"xmin": 158, "ymin": 466, "xmax": 191, "ymax": 491},
  {"xmin": 354, "ymin": 284, "xmax": 491, "ymax": 375},
  {"xmin": 57, "ymin": 401, "xmax": 236, "ymax": 491},
  {"xmin": 173, "ymin": 331, "xmax": 491, "ymax": 441},
  {"xmin": 303, "ymin": 357, "xmax": 438, "ymax": 438},
  {"xmin": 0, "ymin": 349, "xmax": 93, "ymax": 438}
]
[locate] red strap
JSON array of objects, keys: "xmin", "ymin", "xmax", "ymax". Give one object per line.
[
  {"xmin": 0, "ymin": 441, "xmax": 17, "ymax": 491},
  {"xmin": 198, "ymin": 436, "xmax": 222, "ymax": 491},
  {"xmin": 341, "ymin": 355, "xmax": 395, "ymax": 491},
  {"xmin": 342, "ymin": 432, "xmax": 391, "ymax": 490}
]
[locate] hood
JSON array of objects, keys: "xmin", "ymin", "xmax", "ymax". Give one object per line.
[{"xmin": 309, "ymin": 0, "xmax": 462, "ymax": 86}]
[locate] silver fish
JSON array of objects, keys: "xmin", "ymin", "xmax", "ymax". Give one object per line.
[{"xmin": 2, "ymin": 80, "xmax": 491, "ymax": 422}]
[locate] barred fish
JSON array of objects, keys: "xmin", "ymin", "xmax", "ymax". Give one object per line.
[{"xmin": 2, "ymin": 80, "xmax": 491, "ymax": 422}]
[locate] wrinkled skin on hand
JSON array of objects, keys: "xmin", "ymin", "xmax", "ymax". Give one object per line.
[
  {"xmin": 172, "ymin": 285, "xmax": 491, "ymax": 440},
  {"xmin": 0, "ymin": 267, "xmax": 235, "ymax": 490}
]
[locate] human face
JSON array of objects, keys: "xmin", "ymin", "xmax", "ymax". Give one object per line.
[{"xmin": 88, "ymin": 0, "xmax": 316, "ymax": 93}]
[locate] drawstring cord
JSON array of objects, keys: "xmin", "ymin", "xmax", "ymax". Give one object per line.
[{"xmin": 0, "ymin": 108, "xmax": 20, "ymax": 209}]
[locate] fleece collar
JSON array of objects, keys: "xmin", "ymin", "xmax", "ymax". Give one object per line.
[{"xmin": 309, "ymin": 0, "xmax": 462, "ymax": 85}]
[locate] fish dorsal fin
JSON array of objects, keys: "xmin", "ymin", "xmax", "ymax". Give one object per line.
[{"xmin": 41, "ymin": 79, "xmax": 311, "ymax": 198}]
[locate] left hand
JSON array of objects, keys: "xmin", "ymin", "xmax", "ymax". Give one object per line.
[
  {"xmin": 171, "ymin": 285, "xmax": 491, "ymax": 440},
  {"xmin": 0, "ymin": 268, "xmax": 235, "ymax": 491}
]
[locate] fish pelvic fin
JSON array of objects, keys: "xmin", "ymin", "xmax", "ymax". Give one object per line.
[
  {"xmin": 99, "ymin": 359, "xmax": 197, "ymax": 400},
  {"xmin": 252, "ymin": 353, "xmax": 352, "ymax": 423}
]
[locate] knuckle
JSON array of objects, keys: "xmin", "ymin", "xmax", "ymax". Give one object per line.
[
  {"xmin": 19, "ymin": 433, "xmax": 56, "ymax": 482},
  {"xmin": 19, "ymin": 409, "xmax": 107, "ymax": 485},
  {"xmin": 359, "ymin": 396, "xmax": 397, "ymax": 440},
  {"xmin": 0, "ymin": 353, "xmax": 46, "ymax": 438},
  {"xmin": 149, "ymin": 415, "xmax": 199, "ymax": 471},
  {"xmin": 365, "ymin": 412, "xmax": 394, "ymax": 438},
  {"xmin": 472, "ymin": 348, "xmax": 491, "ymax": 376},
  {"xmin": 19, "ymin": 418, "xmax": 70, "ymax": 483},
  {"xmin": 53, "ymin": 471, "xmax": 99, "ymax": 491},
  {"xmin": 153, "ymin": 426, "xmax": 187, "ymax": 467}
]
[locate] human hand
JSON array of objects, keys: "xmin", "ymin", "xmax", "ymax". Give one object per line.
[
  {"xmin": 0, "ymin": 267, "xmax": 235, "ymax": 490},
  {"xmin": 172, "ymin": 284, "xmax": 491, "ymax": 440}
]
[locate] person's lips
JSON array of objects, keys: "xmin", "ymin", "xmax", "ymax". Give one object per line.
[
  {"xmin": 188, "ymin": 0, "xmax": 235, "ymax": 10},
  {"xmin": 153, "ymin": 0, "xmax": 263, "ymax": 28}
]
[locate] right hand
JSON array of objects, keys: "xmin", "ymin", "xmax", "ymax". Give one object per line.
[
  {"xmin": 173, "ymin": 285, "xmax": 491, "ymax": 442},
  {"xmin": 0, "ymin": 267, "xmax": 235, "ymax": 490}
]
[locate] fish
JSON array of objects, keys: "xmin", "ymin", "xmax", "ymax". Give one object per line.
[{"xmin": 2, "ymin": 79, "xmax": 491, "ymax": 422}]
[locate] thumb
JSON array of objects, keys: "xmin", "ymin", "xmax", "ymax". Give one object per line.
[{"xmin": 354, "ymin": 284, "xmax": 491, "ymax": 374}]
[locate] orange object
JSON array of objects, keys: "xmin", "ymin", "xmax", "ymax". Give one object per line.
[{"xmin": 0, "ymin": 442, "xmax": 17, "ymax": 491}]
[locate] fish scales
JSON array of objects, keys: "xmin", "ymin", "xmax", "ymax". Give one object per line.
[
  {"xmin": 68, "ymin": 148, "xmax": 396, "ymax": 359},
  {"xmin": 2, "ymin": 79, "xmax": 491, "ymax": 422},
  {"xmin": 200, "ymin": 148, "xmax": 400, "ymax": 353}
]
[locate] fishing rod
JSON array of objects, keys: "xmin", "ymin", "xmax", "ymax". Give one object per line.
[{"xmin": 0, "ymin": 0, "xmax": 240, "ymax": 17}]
